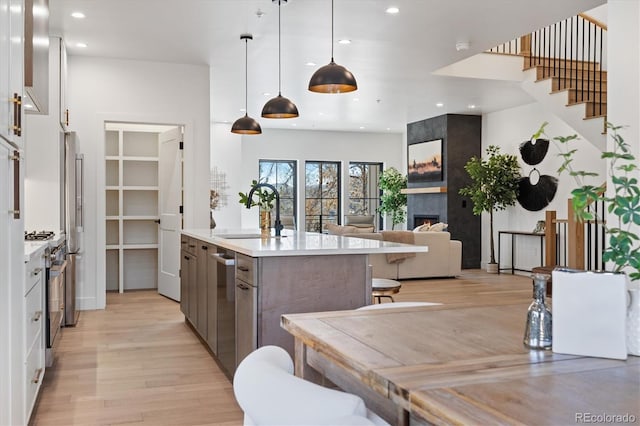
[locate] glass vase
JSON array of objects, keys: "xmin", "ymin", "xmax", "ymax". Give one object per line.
[
  {"xmin": 523, "ymin": 272, "xmax": 552, "ymax": 349},
  {"xmin": 259, "ymin": 210, "xmax": 271, "ymax": 236},
  {"xmin": 627, "ymin": 286, "xmax": 640, "ymax": 356}
]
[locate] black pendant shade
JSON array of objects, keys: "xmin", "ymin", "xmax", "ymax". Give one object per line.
[
  {"xmin": 262, "ymin": 0, "xmax": 299, "ymax": 118},
  {"xmin": 262, "ymin": 94, "xmax": 299, "ymax": 118},
  {"xmin": 231, "ymin": 114, "xmax": 262, "ymax": 135},
  {"xmin": 308, "ymin": 59, "xmax": 358, "ymax": 93},
  {"xmin": 308, "ymin": 0, "xmax": 357, "ymax": 94},
  {"xmin": 231, "ymin": 34, "xmax": 262, "ymax": 135}
]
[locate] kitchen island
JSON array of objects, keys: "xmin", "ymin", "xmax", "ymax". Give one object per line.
[{"xmin": 180, "ymin": 228, "xmax": 427, "ymax": 377}]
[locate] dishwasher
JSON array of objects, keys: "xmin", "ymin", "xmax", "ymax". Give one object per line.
[
  {"xmin": 235, "ymin": 253, "xmax": 257, "ymax": 369},
  {"xmin": 214, "ymin": 248, "xmax": 236, "ymax": 378}
]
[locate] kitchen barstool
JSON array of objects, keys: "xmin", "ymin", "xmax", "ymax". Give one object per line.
[{"xmin": 371, "ymin": 278, "xmax": 401, "ymax": 304}]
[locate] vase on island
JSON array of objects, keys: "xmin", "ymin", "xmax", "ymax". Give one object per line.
[{"xmin": 259, "ymin": 210, "xmax": 271, "ymax": 236}]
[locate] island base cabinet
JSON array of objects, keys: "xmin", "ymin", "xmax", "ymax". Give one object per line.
[
  {"xmin": 235, "ymin": 279, "xmax": 257, "ymax": 367},
  {"xmin": 254, "ymin": 254, "xmax": 370, "ymax": 360}
]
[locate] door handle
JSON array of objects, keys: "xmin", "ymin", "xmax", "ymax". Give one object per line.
[
  {"xmin": 237, "ymin": 266, "xmax": 249, "ymax": 272},
  {"xmin": 237, "ymin": 282, "xmax": 250, "ymax": 290},
  {"xmin": 12, "ymin": 94, "xmax": 21, "ymax": 136},
  {"xmin": 10, "ymin": 151, "xmax": 20, "ymax": 219},
  {"xmin": 201, "ymin": 245, "xmax": 208, "ymax": 250},
  {"xmin": 154, "ymin": 219, "xmax": 161, "ymax": 224}
]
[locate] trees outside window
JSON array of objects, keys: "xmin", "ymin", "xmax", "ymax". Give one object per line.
[
  {"xmin": 258, "ymin": 160, "xmax": 296, "ymax": 221},
  {"xmin": 349, "ymin": 162, "xmax": 382, "ymax": 230},
  {"xmin": 305, "ymin": 161, "xmax": 340, "ymax": 232}
]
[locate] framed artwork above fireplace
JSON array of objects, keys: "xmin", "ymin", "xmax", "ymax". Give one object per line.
[{"xmin": 408, "ymin": 139, "xmax": 443, "ymax": 183}]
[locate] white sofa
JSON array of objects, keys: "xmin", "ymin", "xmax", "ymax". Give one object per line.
[{"xmin": 345, "ymin": 231, "xmax": 462, "ymax": 279}]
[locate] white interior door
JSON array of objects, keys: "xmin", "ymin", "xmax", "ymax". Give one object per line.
[{"xmin": 158, "ymin": 127, "xmax": 182, "ymax": 301}]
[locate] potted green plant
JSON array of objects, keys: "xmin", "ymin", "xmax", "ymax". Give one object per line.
[
  {"xmin": 534, "ymin": 121, "xmax": 640, "ymax": 358},
  {"xmin": 459, "ymin": 145, "xmax": 521, "ymax": 273},
  {"xmin": 377, "ymin": 167, "xmax": 407, "ymax": 230},
  {"xmin": 239, "ymin": 180, "xmax": 276, "ymax": 231}
]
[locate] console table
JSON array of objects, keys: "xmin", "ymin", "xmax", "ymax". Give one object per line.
[{"xmin": 498, "ymin": 230, "xmax": 544, "ymax": 274}]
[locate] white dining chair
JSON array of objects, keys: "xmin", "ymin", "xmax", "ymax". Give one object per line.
[{"xmin": 233, "ymin": 345, "xmax": 389, "ymax": 426}]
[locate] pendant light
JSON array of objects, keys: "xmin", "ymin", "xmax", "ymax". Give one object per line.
[
  {"xmin": 308, "ymin": 0, "xmax": 357, "ymax": 93},
  {"xmin": 231, "ymin": 34, "xmax": 262, "ymax": 135},
  {"xmin": 262, "ymin": 0, "xmax": 299, "ymax": 118}
]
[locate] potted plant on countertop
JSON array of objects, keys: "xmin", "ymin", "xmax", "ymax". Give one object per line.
[
  {"xmin": 459, "ymin": 145, "xmax": 521, "ymax": 273},
  {"xmin": 239, "ymin": 180, "xmax": 276, "ymax": 232},
  {"xmin": 535, "ymin": 122, "xmax": 640, "ymax": 357},
  {"xmin": 377, "ymin": 167, "xmax": 407, "ymax": 230}
]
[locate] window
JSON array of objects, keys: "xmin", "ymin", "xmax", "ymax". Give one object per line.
[
  {"xmin": 305, "ymin": 161, "xmax": 340, "ymax": 232},
  {"xmin": 258, "ymin": 160, "xmax": 297, "ymax": 224},
  {"xmin": 348, "ymin": 162, "xmax": 382, "ymax": 230}
]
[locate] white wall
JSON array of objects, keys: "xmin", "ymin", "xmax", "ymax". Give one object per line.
[
  {"xmin": 210, "ymin": 126, "xmax": 404, "ymax": 230},
  {"xmin": 67, "ymin": 56, "xmax": 210, "ymax": 310},
  {"xmin": 24, "ymin": 37, "xmax": 63, "ymax": 232},
  {"xmin": 482, "ymin": 102, "xmax": 604, "ymax": 271}
]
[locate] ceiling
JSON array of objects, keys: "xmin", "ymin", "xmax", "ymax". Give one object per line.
[{"xmin": 48, "ymin": 0, "xmax": 605, "ymax": 133}]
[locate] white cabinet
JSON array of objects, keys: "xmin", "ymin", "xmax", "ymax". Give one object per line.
[
  {"xmin": 105, "ymin": 126, "xmax": 160, "ymax": 292},
  {"xmin": 0, "ymin": 0, "xmax": 24, "ymax": 148},
  {"xmin": 59, "ymin": 38, "xmax": 68, "ymax": 129},
  {"xmin": 23, "ymin": 246, "xmax": 45, "ymax": 422}
]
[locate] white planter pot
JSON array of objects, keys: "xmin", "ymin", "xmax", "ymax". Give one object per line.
[{"xmin": 552, "ymin": 269, "xmax": 628, "ymax": 360}]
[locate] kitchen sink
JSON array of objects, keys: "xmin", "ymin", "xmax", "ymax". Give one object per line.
[
  {"xmin": 214, "ymin": 233, "xmax": 287, "ymax": 239},
  {"xmin": 213, "ymin": 233, "xmax": 264, "ymax": 239}
]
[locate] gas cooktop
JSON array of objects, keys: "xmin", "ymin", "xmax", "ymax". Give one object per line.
[{"xmin": 25, "ymin": 231, "xmax": 56, "ymax": 241}]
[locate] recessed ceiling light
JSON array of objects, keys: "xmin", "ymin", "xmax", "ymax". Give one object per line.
[
  {"xmin": 359, "ymin": 126, "xmax": 365, "ymax": 130},
  {"xmin": 305, "ymin": 62, "xmax": 316, "ymax": 66},
  {"xmin": 386, "ymin": 7, "xmax": 399, "ymax": 14},
  {"xmin": 353, "ymin": 98, "xmax": 359, "ymax": 102},
  {"xmin": 291, "ymin": 123, "xmax": 297, "ymax": 127},
  {"xmin": 468, "ymin": 104, "xmax": 476, "ymax": 109},
  {"xmin": 76, "ymin": 42, "xmax": 87, "ymax": 48},
  {"xmin": 386, "ymin": 127, "xmax": 391, "ymax": 131},
  {"xmin": 71, "ymin": 11, "xmax": 85, "ymax": 19},
  {"xmin": 24, "ymin": 103, "xmax": 34, "ymax": 109},
  {"xmin": 240, "ymin": 108, "xmax": 246, "ymax": 112},
  {"xmin": 436, "ymin": 102, "xmax": 444, "ymax": 108},
  {"xmin": 338, "ymin": 39, "xmax": 351, "ymax": 45},
  {"xmin": 263, "ymin": 92, "xmax": 271, "ymax": 97}
]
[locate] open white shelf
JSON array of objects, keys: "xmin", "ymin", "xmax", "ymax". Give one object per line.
[{"xmin": 104, "ymin": 125, "xmax": 160, "ymax": 293}]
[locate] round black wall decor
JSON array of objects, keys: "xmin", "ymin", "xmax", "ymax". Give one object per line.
[
  {"xmin": 517, "ymin": 169, "xmax": 558, "ymax": 211},
  {"xmin": 519, "ymin": 138, "xmax": 550, "ymax": 166}
]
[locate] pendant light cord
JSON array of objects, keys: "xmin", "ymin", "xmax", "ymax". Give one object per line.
[
  {"xmin": 244, "ymin": 37, "xmax": 248, "ymax": 115},
  {"xmin": 330, "ymin": 0, "xmax": 334, "ymax": 61},
  {"xmin": 278, "ymin": 1, "xmax": 282, "ymax": 95}
]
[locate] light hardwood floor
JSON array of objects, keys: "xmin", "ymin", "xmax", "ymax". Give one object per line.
[{"xmin": 31, "ymin": 270, "xmax": 532, "ymax": 426}]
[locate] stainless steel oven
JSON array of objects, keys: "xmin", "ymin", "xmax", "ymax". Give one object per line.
[{"xmin": 45, "ymin": 239, "xmax": 66, "ymax": 366}]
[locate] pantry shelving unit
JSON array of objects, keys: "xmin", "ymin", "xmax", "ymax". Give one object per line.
[{"xmin": 105, "ymin": 127, "xmax": 160, "ymax": 292}]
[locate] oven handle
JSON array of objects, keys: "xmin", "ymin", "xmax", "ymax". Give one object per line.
[{"xmin": 50, "ymin": 259, "xmax": 67, "ymax": 277}]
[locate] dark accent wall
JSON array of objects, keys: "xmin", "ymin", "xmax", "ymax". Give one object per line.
[{"xmin": 406, "ymin": 114, "xmax": 481, "ymax": 268}]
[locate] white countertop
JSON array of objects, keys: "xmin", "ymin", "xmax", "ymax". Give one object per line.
[
  {"xmin": 23, "ymin": 232, "xmax": 66, "ymax": 262},
  {"xmin": 24, "ymin": 241, "xmax": 48, "ymax": 263},
  {"xmin": 182, "ymin": 228, "xmax": 428, "ymax": 258}
]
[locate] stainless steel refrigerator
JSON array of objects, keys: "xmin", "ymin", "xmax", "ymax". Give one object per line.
[{"xmin": 63, "ymin": 131, "xmax": 83, "ymax": 326}]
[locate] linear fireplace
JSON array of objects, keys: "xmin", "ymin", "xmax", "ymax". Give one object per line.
[{"xmin": 413, "ymin": 215, "xmax": 440, "ymax": 228}]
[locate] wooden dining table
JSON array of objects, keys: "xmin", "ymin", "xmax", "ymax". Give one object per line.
[{"xmin": 281, "ymin": 302, "xmax": 640, "ymax": 425}]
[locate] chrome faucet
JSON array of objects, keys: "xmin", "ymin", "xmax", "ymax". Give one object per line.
[{"xmin": 245, "ymin": 183, "xmax": 283, "ymax": 237}]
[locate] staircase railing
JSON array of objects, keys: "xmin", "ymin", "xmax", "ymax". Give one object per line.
[
  {"xmin": 543, "ymin": 199, "xmax": 606, "ymax": 271},
  {"xmin": 489, "ymin": 13, "xmax": 608, "ymax": 117}
]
